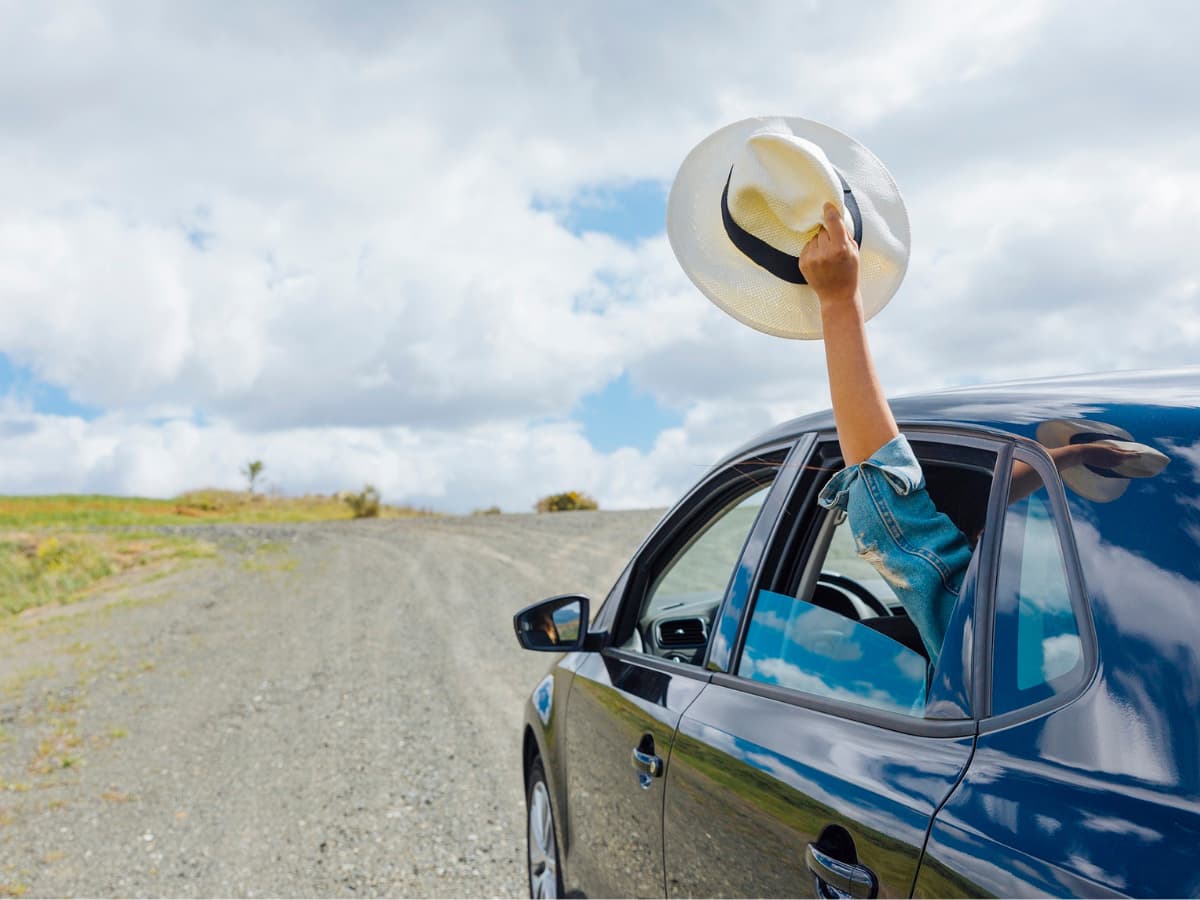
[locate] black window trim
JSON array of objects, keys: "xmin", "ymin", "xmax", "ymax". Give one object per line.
[
  {"xmin": 977, "ymin": 437, "xmax": 1099, "ymax": 733},
  {"xmin": 709, "ymin": 670, "xmax": 977, "ymax": 738},
  {"xmin": 715, "ymin": 424, "xmax": 1012, "ymax": 738},
  {"xmin": 603, "ymin": 646, "xmax": 715, "ymax": 683},
  {"xmin": 703, "ymin": 434, "xmax": 815, "ymax": 674}
]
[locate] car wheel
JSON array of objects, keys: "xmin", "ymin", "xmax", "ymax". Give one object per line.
[{"xmin": 527, "ymin": 757, "xmax": 562, "ymax": 899}]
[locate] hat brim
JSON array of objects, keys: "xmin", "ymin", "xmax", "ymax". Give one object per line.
[
  {"xmin": 1035, "ymin": 419, "xmax": 1166, "ymax": 503},
  {"xmin": 667, "ymin": 117, "xmax": 911, "ymax": 340}
]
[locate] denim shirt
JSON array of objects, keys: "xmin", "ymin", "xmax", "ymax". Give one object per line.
[{"xmin": 817, "ymin": 435, "xmax": 974, "ymax": 667}]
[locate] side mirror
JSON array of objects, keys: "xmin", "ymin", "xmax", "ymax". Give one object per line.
[{"xmin": 514, "ymin": 594, "xmax": 590, "ymax": 652}]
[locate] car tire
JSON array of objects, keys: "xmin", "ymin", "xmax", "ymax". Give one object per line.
[{"xmin": 526, "ymin": 757, "xmax": 563, "ymax": 899}]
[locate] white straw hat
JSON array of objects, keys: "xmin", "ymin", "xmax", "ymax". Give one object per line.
[
  {"xmin": 1036, "ymin": 418, "xmax": 1170, "ymax": 503},
  {"xmin": 667, "ymin": 116, "xmax": 910, "ymax": 340}
]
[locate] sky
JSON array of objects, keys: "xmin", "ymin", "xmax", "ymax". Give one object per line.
[{"xmin": 1, "ymin": 0, "xmax": 1198, "ymax": 513}]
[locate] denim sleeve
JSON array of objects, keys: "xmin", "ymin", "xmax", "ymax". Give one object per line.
[{"xmin": 817, "ymin": 435, "xmax": 973, "ymax": 666}]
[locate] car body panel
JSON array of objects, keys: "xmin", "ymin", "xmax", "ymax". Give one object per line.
[
  {"xmin": 917, "ymin": 719, "xmax": 1200, "ymax": 897},
  {"xmin": 561, "ymin": 651, "xmax": 707, "ymax": 897},
  {"xmin": 663, "ymin": 681, "xmax": 975, "ymax": 897}
]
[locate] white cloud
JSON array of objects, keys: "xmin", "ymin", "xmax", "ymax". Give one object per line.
[{"xmin": 1, "ymin": 0, "xmax": 1199, "ymax": 509}]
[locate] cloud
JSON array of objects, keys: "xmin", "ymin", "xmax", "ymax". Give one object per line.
[{"xmin": 1, "ymin": 0, "xmax": 1198, "ymax": 509}]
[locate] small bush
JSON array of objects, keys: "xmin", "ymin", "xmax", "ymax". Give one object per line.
[
  {"xmin": 241, "ymin": 460, "xmax": 265, "ymax": 494},
  {"xmin": 344, "ymin": 484, "xmax": 381, "ymax": 519},
  {"xmin": 473, "ymin": 506, "xmax": 502, "ymax": 516},
  {"xmin": 535, "ymin": 491, "xmax": 599, "ymax": 513}
]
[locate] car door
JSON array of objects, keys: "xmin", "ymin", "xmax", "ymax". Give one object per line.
[
  {"xmin": 560, "ymin": 438, "xmax": 806, "ymax": 898},
  {"xmin": 662, "ymin": 432, "xmax": 998, "ymax": 897}
]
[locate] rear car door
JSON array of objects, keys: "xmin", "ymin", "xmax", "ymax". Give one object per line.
[
  {"xmin": 561, "ymin": 438, "xmax": 806, "ymax": 898},
  {"xmin": 916, "ymin": 441, "xmax": 1200, "ymax": 897},
  {"xmin": 662, "ymin": 432, "xmax": 998, "ymax": 897}
]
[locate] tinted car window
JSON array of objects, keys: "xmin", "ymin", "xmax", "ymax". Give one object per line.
[
  {"xmin": 993, "ymin": 459, "xmax": 1084, "ymax": 714},
  {"xmin": 646, "ymin": 483, "xmax": 771, "ymax": 617},
  {"xmin": 739, "ymin": 588, "xmax": 929, "ymax": 716},
  {"xmin": 623, "ymin": 475, "xmax": 776, "ymax": 664}
]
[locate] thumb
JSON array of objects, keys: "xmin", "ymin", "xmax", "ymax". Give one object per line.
[{"xmin": 822, "ymin": 201, "xmax": 848, "ymax": 242}]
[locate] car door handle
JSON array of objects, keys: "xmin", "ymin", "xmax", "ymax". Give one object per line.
[
  {"xmin": 804, "ymin": 843, "xmax": 878, "ymax": 899},
  {"xmin": 631, "ymin": 747, "xmax": 664, "ymax": 786}
]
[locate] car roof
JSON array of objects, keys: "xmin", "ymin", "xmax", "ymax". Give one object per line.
[{"xmin": 722, "ymin": 367, "xmax": 1200, "ymax": 464}]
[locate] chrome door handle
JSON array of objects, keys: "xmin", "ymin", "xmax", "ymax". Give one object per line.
[
  {"xmin": 631, "ymin": 748, "xmax": 664, "ymax": 788},
  {"xmin": 804, "ymin": 843, "xmax": 878, "ymax": 899}
]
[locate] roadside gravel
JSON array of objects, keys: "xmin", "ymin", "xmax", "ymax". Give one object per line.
[{"xmin": 0, "ymin": 509, "xmax": 663, "ymax": 898}]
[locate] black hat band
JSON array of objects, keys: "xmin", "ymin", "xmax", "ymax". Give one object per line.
[{"xmin": 720, "ymin": 166, "xmax": 863, "ymax": 285}]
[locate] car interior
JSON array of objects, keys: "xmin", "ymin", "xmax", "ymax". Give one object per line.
[{"xmin": 783, "ymin": 447, "xmax": 994, "ymax": 665}]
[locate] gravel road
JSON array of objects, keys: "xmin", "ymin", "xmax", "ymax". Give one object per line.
[{"xmin": 0, "ymin": 509, "xmax": 663, "ymax": 898}]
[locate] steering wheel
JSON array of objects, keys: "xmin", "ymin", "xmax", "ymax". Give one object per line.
[{"xmin": 816, "ymin": 572, "xmax": 890, "ymax": 618}]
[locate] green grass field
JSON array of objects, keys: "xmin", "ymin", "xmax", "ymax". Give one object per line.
[
  {"xmin": 0, "ymin": 491, "xmax": 434, "ymax": 619},
  {"xmin": 0, "ymin": 491, "xmax": 433, "ymax": 529}
]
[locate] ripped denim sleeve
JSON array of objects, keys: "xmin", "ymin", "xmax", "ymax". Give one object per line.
[{"xmin": 817, "ymin": 434, "xmax": 973, "ymax": 666}]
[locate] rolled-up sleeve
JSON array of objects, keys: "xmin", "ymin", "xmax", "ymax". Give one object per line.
[{"xmin": 818, "ymin": 435, "xmax": 974, "ymax": 665}]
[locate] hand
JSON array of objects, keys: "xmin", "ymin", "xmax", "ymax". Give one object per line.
[{"xmin": 799, "ymin": 202, "xmax": 860, "ymax": 306}]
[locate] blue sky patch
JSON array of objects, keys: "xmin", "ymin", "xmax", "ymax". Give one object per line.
[
  {"xmin": 576, "ymin": 372, "xmax": 681, "ymax": 454},
  {"xmin": 535, "ymin": 179, "xmax": 668, "ymax": 244},
  {"xmin": 0, "ymin": 353, "xmax": 102, "ymax": 420}
]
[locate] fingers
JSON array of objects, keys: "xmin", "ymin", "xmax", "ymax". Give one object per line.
[
  {"xmin": 822, "ymin": 201, "xmax": 850, "ymax": 244},
  {"xmin": 800, "ymin": 201, "xmax": 857, "ymax": 284}
]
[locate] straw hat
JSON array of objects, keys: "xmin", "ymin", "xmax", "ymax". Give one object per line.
[
  {"xmin": 667, "ymin": 116, "xmax": 910, "ymax": 339},
  {"xmin": 1036, "ymin": 418, "xmax": 1170, "ymax": 502}
]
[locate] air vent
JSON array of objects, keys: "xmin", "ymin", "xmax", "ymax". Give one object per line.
[{"xmin": 657, "ymin": 617, "xmax": 707, "ymax": 647}]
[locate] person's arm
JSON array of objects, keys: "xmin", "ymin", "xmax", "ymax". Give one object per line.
[{"xmin": 800, "ymin": 202, "xmax": 898, "ymax": 466}]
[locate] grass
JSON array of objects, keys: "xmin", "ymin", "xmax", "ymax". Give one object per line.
[
  {"xmin": 0, "ymin": 490, "xmax": 434, "ymax": 529},
  {"xmin": 0, "ymin": 490, "xmax": 434, "ymax": 619},
  {"xmin": 0, "ymin": 532, "xmax": 214, "ymax": 618}
]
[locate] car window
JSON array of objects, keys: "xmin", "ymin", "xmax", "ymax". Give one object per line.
[
  {"xmin": 739, "ymin": 588, "xmax": 929, "ymax": 716},
  {"xmin": 646, "ymin": 484, "xmax": 771, "ymax": 616},
  {"xmin": 623, "ymin": 476, "xmax": 775, "ymax": 665},
  {"xmin": 733, "ymin": 437, "xmax": 996, "ymax": 718},
  {"xmin": 992, "ymin": 456, "xmax": 1084, "ymax": 715}
]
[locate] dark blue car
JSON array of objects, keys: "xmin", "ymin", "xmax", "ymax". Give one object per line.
[{"xmin": 514, "ymin": 368, "xmax": 1200, "ymax": 898}]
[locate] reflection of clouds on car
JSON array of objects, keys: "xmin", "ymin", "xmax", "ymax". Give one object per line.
[
  {"xmin": 1160, "ymin": 437, "xmax": 1200, "ymax": 484},
  {"xmin": 1041, "ymin": 634, "xmax": 1084, "ymax": 684},
  {"xmin": 789, "ymin": 607, "xmax": 864, "ymax": 662},
  {"xmin": 892, "ymin": 650, "xmax": 927, "ymax": 682},
  {"xmin": 741, "ymin": 591, "xmax": 927, "ymax": 716},
  {"xmin": 741, "ymin": 654, "xmax": 923, "ymax": 717}
]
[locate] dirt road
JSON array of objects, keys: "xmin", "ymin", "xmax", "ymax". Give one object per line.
[{"xmin": 0, "ymin": 510, "xmax": 662, "ymax": 897}]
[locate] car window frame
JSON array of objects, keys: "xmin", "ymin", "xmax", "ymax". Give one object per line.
[
  {"xmin": 711, "ymin": 426, "xmax": 1015, "ymax": 738},
  {"xmin": 599, "ymin": 435, "xmax": 808, "ymax": 681},
  {"xmin": 976, "ymin": 439, "xmax": 1099, "ymax": 731}
]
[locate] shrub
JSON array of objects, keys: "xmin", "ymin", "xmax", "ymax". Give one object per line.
[
  {"xmin": 241, "ymin": 460, "xmax": 265, "ymax": 494},
  {"xmin": 535, "ymin": 491, "xmax": 599, "ymax": 513},
  {"xmin": 473, "ymin": 505, "xmax": 502, "ymax": 516},
  {"xmin": 344, "ymin": 484, "xmax": 381, "ymax": 519}
]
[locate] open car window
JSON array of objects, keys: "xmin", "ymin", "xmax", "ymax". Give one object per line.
[{"xmin": 734, "ymin": 435, "xmax": 997, "ymax": 719}]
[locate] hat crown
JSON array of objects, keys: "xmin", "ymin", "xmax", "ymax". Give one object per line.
[{"xmin": 727, "ymin": 128, "xmax": 849, "ymax": 255}]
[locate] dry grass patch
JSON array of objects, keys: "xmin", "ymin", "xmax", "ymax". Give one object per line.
[{"xmin": 0, "ymin": 532, "xmax": 215, "ymax": 619}]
